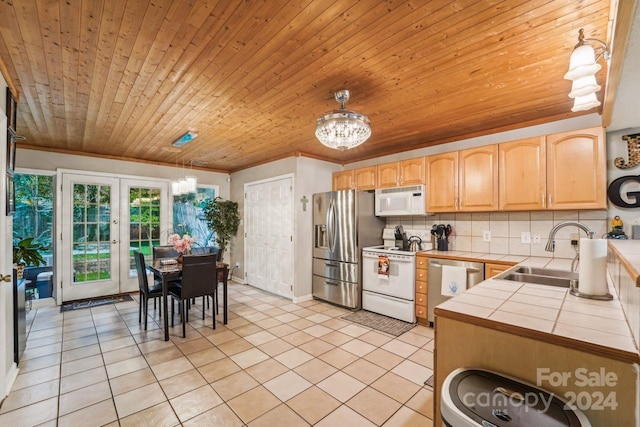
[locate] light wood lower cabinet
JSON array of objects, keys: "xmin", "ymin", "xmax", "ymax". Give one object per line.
[
  {"xmin": 485, "ymin": 262, "xmax": 515, "ymax": 279},
  {"xmin": 415, "ymin": 255, "xmax": 428, "ymax": 323}
]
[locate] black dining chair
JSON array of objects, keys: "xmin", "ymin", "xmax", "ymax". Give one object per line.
[
  {"xmin": 169, "ymin": 253, "xmax": 218, "ymax": 337},
  {"xmin": 134, "ymin": 251, "xmax": 165, "ymax": 330},
  {"xmin": 190, "ymin": 247, "xmax": 223, "ymax": 312},
  {"xmin": 153, "ymin": 245, "xmax": 179, "ymax": 260}
]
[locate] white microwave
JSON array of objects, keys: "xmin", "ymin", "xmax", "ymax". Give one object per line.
[{"xmin": 375, "ymin": 185, "xmax": 426, "ymax": 216}]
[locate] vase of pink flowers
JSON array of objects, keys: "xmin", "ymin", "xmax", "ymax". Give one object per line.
[{"xmin": 168, "ymin": 233, "xmax": 197, "ymax": 262}]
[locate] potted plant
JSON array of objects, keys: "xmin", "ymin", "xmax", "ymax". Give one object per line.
[
  {"xmin": 203, "ymin": 197, "xmax": 240, "ymax": 261},
  {"xmin": 13, "ymin": 236, "xmax": 46, "ymax": 279}
]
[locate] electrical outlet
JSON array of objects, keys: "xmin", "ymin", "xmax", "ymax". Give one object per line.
[
  {"xmin": 570, "ymin": 233, "xmax": 580, "ymax": 249},
  {"xmin": 483, "ymin": 230, "xmax": 491, "ymax": 242},
  {"xmin": 235, "ymin": 262, "xmax": 240, "ymax": 268},
  {"xmin": 533, "ymin": 234, "xmax": 541, "ymax": 244},
  {"xmin": 521, "ymin": 231, "xmax": 531, "ymax": 244}
]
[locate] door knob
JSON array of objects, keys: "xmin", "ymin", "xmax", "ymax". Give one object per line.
[
  {"xmin": 112, "ymin": 239, "xmax": 118, "ymax": 244},
  {"xmin": 1, "ymin": 274, "xmax": 11, "ymax": 282}
]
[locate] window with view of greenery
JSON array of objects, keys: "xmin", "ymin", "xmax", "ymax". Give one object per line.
[
  {"xmin": 129, "ymin": 187, "xmax": 161, "ymax": 268},
  {"xmin": 173, "ymin": 186, "xmax": 216, "ymax": 247},
  {"xmin": 72, "ymin": 183, "xmax": 112, "ymax": 282},
  {"xmin": 14, "ymin": 174, "xmax": 54, "ymax": 266}
]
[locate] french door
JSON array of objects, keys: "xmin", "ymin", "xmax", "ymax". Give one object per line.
[
  {"xmin": 245, "ymin": 175, "xmax": 294, "ymax": 298},
  {"xmin": 60, "ymin": 172, "xmax": 169, "ymax": 302}
]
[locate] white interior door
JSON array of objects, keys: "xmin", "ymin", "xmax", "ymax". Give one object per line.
[
  {"xmin": 245, "ymin": 175, "xmax": 294, "ymax": 298},
  {"xmin": 61, "ymin": 174, "xmax": 120, "ymax": 301}
]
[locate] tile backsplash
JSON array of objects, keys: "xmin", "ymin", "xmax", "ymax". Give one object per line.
[{"xmin": 386, "ymin": 210, "xmax": 608, "ymax": 259}]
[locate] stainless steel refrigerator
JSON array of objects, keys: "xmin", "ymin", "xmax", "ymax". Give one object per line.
[{"xmin": 312, "ymin": 190, "xmax": 385, "ymax": 309}]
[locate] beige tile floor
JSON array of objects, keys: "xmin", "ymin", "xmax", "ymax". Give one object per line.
[{"xmin": 0, "ymin": 282, "xmax": 435, "ymax": 426}]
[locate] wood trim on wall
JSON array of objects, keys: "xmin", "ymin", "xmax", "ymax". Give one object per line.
[{"xmin": 602, "ymin": 0, "xmax": 638, "ymax": 126}]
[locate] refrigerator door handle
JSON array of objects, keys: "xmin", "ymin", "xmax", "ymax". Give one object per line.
[{"xmin": 327, "ymin": 198, "xmax": 337, "ymax": 253}]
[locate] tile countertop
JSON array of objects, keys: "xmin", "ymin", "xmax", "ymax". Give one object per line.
[
  {"xmin": 434, "ymin": 257, "xmax": 640, "ymax": 364},
  {"xmin": 607, "ymin": 239, "xmax": 640, "ymax": 287}
]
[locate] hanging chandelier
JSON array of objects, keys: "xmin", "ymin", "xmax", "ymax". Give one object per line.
[
  {"xmin": 172, "ymin": 160, "xmax": 197, "ymax": 196},
  {"xmin": 315, "ymin": 90, "xmax": 371, "ymax": 150}
]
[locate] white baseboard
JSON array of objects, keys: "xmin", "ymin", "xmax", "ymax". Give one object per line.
[
  {"xmin": 31, "ymin": 297, "xmax": 56, "ymax": 309},
  {"xmin": 2, "ymin": 363, "xmax": 19, "ymax": 401},
  {"xmin": 292, "ymin": 294, "xmax": 313, "ymax": 304},
  {"xmin": 230, "ymin": 275, "xmax": 244, "ymax": 283}
]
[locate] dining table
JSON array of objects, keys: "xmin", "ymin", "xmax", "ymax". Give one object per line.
[{"xmin": 147, "ymin": 259, "xmax": 229, "ymax": 341}]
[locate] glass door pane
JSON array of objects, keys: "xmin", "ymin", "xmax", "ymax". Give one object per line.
[
  {"xmin": 119, "ymin": 179, "xmax": 169, "ymax": 292},
  {"xmin": 72, "ymin": 183, "xmax": 112, "ymax": 282},
  {"xmin": 128, "ymin": 188, "xmax": 160, "ymax": 266},
  {"xmin": 61, "ymin": 174, "xmax": 119, "ymax": 301}
]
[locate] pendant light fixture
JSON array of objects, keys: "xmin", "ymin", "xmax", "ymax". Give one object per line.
[
  {"xmin": 564, "ymin": 29, "xmax": 609, "ymax": 112},
  {"xmin": 315, "ymin": 90, "xmax": 371, "ymax": 151},
  {"xmin": 172, "ymin": 159, "xmax": 197, "ymax": 196}
]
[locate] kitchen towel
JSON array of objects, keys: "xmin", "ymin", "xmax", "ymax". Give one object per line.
[
  {"xmin": 578, "ymin": 238, "xmax": 608, "ymax": 295},
  {"xmin": 441, "ymin": 265, "xmax": 467, "ymax": 296},
  {"xmin": 378, "ymin": 255, "xmax": 390, "ymax": 279}
]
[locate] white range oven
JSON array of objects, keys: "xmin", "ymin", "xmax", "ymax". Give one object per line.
[{"xmin": 362, "ymin": 246, "xmax": 416, "ymax": 323}]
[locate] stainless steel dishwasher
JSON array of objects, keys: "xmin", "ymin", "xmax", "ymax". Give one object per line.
[{"xmin": 427, "ymin": 258, "xmax": 485, "ymax": 324}]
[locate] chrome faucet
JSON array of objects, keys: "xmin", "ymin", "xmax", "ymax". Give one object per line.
[
  {"xmin": 544, "ymin": 221, "xmax": 595, "ymax": 252},
  {"xmin": 545, "ymin": 221, "xmax": 595, "ymax": 295}
]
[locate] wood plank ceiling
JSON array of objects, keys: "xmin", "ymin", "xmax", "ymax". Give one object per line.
[{"xmin": 0, "ymin": 0, "xmax": 612, "ymax": 172}]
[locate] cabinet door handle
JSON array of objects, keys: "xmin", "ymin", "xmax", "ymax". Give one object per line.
[
  {"xmin": 548, "ymin": 194, "xmax": 552, "ymax": 207},
  {"xmin": 542, "ymin": 192, "xmax": 546, "ymax": 208}
]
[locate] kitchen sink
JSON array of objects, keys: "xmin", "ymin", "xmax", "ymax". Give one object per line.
[
  {"xmin": 495, "ymin": 267, "xmax": 574, "ymax": 288},
  {"xmin": 512, "ymin": 266, "xmax": 574, "ymax": 279}
]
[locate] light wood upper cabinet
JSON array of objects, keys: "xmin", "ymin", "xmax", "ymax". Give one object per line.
[
  {"xmin": 499, "ymin": 128, "xmax": 605, "ymax": 211},
  {"xmin": 400, "ymin": 158, "xmax": 425, "ymax": 185},
  {"xmin": 459, "ymin": 145, "xmax": 498, "ymax": 211},
  {"xmin": 426, "ymin": 152, "xmax": 458, "ymax": 212},
  {"xmin": 377, "ymin": 162, "xmax": 400, "ymax": 188},
  {"xmin": 426, "ymin": 148, "xmax": 496, "ymax": 212},
  {"xmin": 499, "ymin": 137, "xmax": 546, "ymax": 211},
  {"xmin": 377, "ymin": 158, "xmax": 425, "ymax": 188},
  {"xmin": 332, "ymin": 170, "xmax": 354, "ymax": 191},
  {"xmin": 354, "ymin": 166, "xmax": 377, "ymax": 190},
  {"xmin": 546, "ymin": 126, "xmax": 606, "ymax": 210}
]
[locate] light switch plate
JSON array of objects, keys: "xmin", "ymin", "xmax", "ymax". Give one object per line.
[
  {"xmin": 483, "ymin": 230, "xmax": 491, "ymax": 242},
  {"xmin": 521, "ymin": 231, "xmax": 531, "ymax": 244}
]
